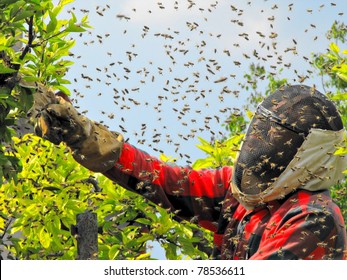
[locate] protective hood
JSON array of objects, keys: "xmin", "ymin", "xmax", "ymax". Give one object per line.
[{"xmin": 231, "ymin": 128, "xmax": 347, "ymax": 210}]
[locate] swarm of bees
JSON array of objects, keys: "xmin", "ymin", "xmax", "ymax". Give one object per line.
[{"xmin": 64, "ymin": 0, "xmax": 346, "ymax": 165}]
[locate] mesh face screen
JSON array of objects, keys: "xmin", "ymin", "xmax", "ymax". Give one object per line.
[{"xmin": 234, "ymin": 85, "xmax": 343, "ymax": 195}]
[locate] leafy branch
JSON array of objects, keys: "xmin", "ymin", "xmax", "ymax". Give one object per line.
[{"xmin": 0, "ymin": 0, "xmax": 90, "ymax": 185}]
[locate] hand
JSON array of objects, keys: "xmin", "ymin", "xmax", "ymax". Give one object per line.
[{"xmin": 35, "ymin": 95, "xmax": 92, "ymax": 146}]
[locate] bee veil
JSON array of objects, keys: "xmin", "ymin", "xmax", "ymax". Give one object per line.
[{"xmin": 232, "ymin": 85, "xmax": 347, "ymax": 209}]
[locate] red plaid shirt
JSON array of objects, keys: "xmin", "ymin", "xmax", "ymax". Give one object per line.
[{"xmin": 104, "ymin": 143, "xmax": 347, "ymax": 259}]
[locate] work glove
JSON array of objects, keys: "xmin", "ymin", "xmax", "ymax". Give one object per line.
[{"xmin": 34, "ymin": 94, "xmax": 124, "ymax": 173}]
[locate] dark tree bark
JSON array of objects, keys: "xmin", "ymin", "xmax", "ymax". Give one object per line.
[{"xmin": 73, "ymin": 211, "xmax": 98, "ymax": 260}]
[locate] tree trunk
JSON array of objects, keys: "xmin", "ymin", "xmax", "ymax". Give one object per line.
[{"xmin": 74, "ymin": 211, "xmax": 98, "ymax": 260}]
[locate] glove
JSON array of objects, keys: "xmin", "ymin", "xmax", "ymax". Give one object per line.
[{"xmin": 35, "ymin": 96, "xmax": 124, "ymax": 173}]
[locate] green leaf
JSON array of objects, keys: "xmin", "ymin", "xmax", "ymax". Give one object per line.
[
  {"xmin": 0, "ymin": 46, "xmax": 9, "ymax": 51},
  {"xmin": 9, "ymin": 1, "xmax": 25, "ymax": 19},
  {"xmin": 325, "ymin": 53, "xmax": 338, "ymax": 61},
  {"xmin": 108, "ymin": 245, "xmax": 119, "ymax": 259},
  {"xmin": 54, "ymin": 85, "xmax": 71, "ymax": 95},
  {"xmin": 0, "ymin": 64, "xmax": 17, "ymax": 74},
  {"xmin": 17, "ymin": 86, "xmax": 34, "ymax": 112},
  {"xmin": 47, "ymin": 12, "xmax": 58, "ymax": 33},
  {"xmin": 136, "ymin": 252, "xmax": 151, "ymax": 260},
  {"xmin": 192, "ymin": 157, "xmax": 216, "ymax": 170},
  {"xmin": 136, "ymin": 233, "xmax": 153, "ymax": 243},
  {"xmin": 337, "ymin": 72, "xmax": 347, "ymax": 83},
  {"xmin": 52, "ymin": 5, "xmax": 63, "ymax": 17},
  {"xmin": 330, "ymin": 42, "xmax": 340, "ymax": 54},
  {"xmin": 65, "ymin": 24, "xmax": 86, "ymax": 33},
  {"xmin": 330, "ymin": 92, "xmax": 347, "ymax": 101},
  {"xmin": 332, "ymin": 64, "xmax": 347, "ymax": 74},
  {"xmin": 335, "ymin": 144, "xmax": 347, "ymax": 156},
  {"xmin": 165, "ymin": 243, "xmax": 178, "ymax": 260},
  {"xmin": 181, "ymin": 225, "xmax": 193, "ymax": 238},
  {"xmin": 60, "ymin": 0, "xmax": 75, "ymax": 6},
  {"xmin": 135, "ymin": 218, "xmax": 152, "ymax": 225},
  {"xmin": 159, "ymin": 153, "xmax": 177, "ymax": 163},
  {"xmin": 57, "ymin": 60, "xmax": 74, "ymax": 67},
  {"xmin": 246, "ymin": 109, "xmax": 254, "ymax": 120},
  {"xmin": 13, "ymin": 10, "xmax": 34, "ymax": 22},
  {"xmin": 19, "ymin": 76, "xmax": 40, "ymax": 85},
  {"xmin": 39, "ymin": 227, "xmax": 51, "ymax": 249},
  {"xmin": 0, "ymin": 0, "xmax": 17, "ymax": 5},
  {"xmin": 195, "ymin": 137, "xmax": 215, "ymax": 155}
]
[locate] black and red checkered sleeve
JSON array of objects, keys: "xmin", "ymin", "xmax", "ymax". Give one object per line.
[{"xmin": 103, "ymin": 143, "xmax": 232, "ymax": 232}]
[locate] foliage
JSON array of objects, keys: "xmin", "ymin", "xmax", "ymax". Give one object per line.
[
  {"xmin": 1, "ymin": 135, "xmax": 212, "ymax": 259},
  {"xmin": 240, "ymin": 63, "xmax": 288, "ymax": 109},
  {"xmin": 312, "ymin": 21, "xmax": 347, "ymax": 222},
  {"xmin": 192, "ymin": 135, "xmax": 243, "ymax": 169},
  {"xmin": 1, "ymin": 135, "xmax": 93, "ymax": 259},
  {"xmin": 326, "ymin": 21, "xmax": 347, "ymax": 44},
  {"xmin": 0, "ymin": 0, "xmax": 90, "ymax": 185}
]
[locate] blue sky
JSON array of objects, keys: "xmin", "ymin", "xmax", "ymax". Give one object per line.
[
  {"xmin": 62, "ymin": 0, "xmax": 346, "ymax": 164},
  {"xmin": 60, "ymin": 0, "xmax": 347, "ymax": 259}
]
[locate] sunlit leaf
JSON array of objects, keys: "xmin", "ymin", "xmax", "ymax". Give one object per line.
[
  {"xmin": 330, "ymin": 42, "xmax": 340, "ymax": 54},
  {"xmin": 0, "ymin": 64, "xmax": 17, "ymax": 74},
  {"xmin": 47, "ymin": 11, "xmax": 58, "ymax": 33},
  {"xmin": 59, "ymin": 0, "xmax": 75, "ymax": 6},
  {"xmin": 39, "ymin": 227, "xmax": 51, "ymax": 249}
]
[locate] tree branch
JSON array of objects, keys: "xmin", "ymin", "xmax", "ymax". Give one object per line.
[
  {"xmin": 82, "ymin": 177, "xmax": 102, "ymax": 192},
  {"xmin": 19, "ymin": 16, "xmax": 35, "ymax": 60},
  {"xmin": 0, "ymin": 217, "xmax": 14, "ymax": 240}
]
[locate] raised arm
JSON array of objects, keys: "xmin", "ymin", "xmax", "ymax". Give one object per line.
[
  {"xmin": 104, "ymin": 142, "xmax": 232, "ymax": 232},
  {"xmin": 33, "ymin": 95, "xmax": 233, "ymax": 233}
]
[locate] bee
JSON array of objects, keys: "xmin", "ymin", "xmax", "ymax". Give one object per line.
[
  {"xmin": 116, "ymin": 14, "xmax": 130, "ymax": 20},
  {"xmin": 190, "ymin": 215, "xmax": 199, "ymax": 224},
  {"xmin": 317, "ymin": 241, "xmax": 328, "ymax": 248},
  {"xmin": 214, "ymin": 77, "xmax": 228, "ymax": 83},
  {"xmin": 194, "ymin": 197, "xmax": 204, "ymax": 204}
]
